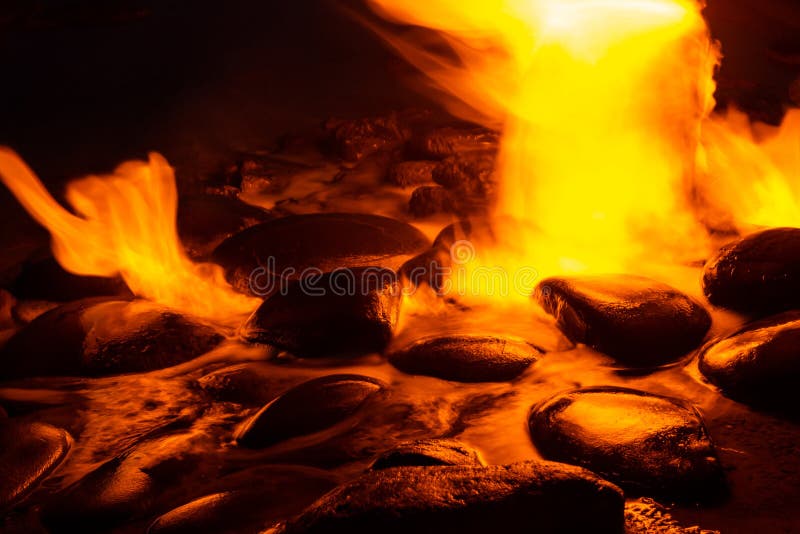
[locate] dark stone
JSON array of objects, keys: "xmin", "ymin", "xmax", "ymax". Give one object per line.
[
  {"xmin": 0, "ymin": 298, "xmax": 223, "ymax": 379},
  {"xmin": 624, "ymin": 498, "xmax": 718, "ymax": 534},
  {"xmin": 433, "ymin": 152, "xmax": 496, "ymax": 197},
  {"xmin": 9, "ymin": 256, "xmax": 131, "ymax": 302},
  {"xmin": 0, "ymin": 288, "xmax": 15, "ymax": 329},
  {"xmin": 10, "ymin": 299, "xmax": 59, "ymax": 325},
  {"xmin": 699, "ymin": 311, "xmax": 800, "ymax": 407},
  {"xmin": 223, "ymin": 154, "xmax": 310, "ymax": 196},
  {"xmin": 147, "ymin": 465, "xmax": 339, "ymax": 534},
  {"xmin": 196, "ymin": 363, "xmax": 312, "ymax": 406},
  {"xmin": 0, "ymin": 420, "xmax": 72, "ymax": 511},
  {"xmin": 408, "ymin": 186, "xmax": 455, "ymax": 218},
  {"xmin": 370, "ymin": 439, "xmax": 484, "ymax": 470},
  {"xmin": 412, "ymin": 126, "xmax": 499, "ymax": 159},
  {"xmin": 389, "ymin": 335, "xmax": 540, "ymax": 382},
  {"xmin": 241, "ymin": 267, "xmax": 402, "ymax": 358},
  {"xmin": 41, "ymin": 433, "xmax": 203, "ymax": 533},
  {"xmin": 276, "ymin": 461, "xmax": 625, "ymax": 534},
  {"xmin": 386, "ymin": 161, "xmax": 437, "ymax": 188},
  {"xmin": 398, "ymin": 219, "xmax": 478, "ymax": 291},
  {"xmin": 702, "ymin": 227, "xmax": 800, "ymax": 316},
  {"xmin": 211, "ymin": 213, "xmax": 430, "ymax": 297},
  {"xmin": 177, "ymin": 194, "xmax": 271, "ymax": 260},
  {"xmin": 533, "ymin": 275, "xmax": 711, "ymax": 366},
  {"xmin": 235, "ymin": 374, "xmax": 385, "ymax": 449},
  {"xmin": 324, "ymin": 115, "xmax": 409, "ymax": 162},
  {"xmin": 529, "ymin": 387, "xmax": 725, "ymax": 500}
]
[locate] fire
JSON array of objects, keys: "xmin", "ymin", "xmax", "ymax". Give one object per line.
[
  {"xmin": 0, "ymin": 149, "xmax": 258, "ymax": 327},
  {"xmin": 370, "ymin": 0, "xmax": 720, "ymax": 283}
]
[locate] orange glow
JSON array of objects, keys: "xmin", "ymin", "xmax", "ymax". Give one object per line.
[
  {"xmin": 370, "ymin": 0, "xmax": 719, "ymax": 283},
  {"xmin": 0, "ymin": 149, "xmax": 258, "ymax": 327}
]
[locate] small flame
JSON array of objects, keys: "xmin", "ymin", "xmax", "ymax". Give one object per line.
[{"xmin": 0, "ymin": 149, "xmax": 258, "ymax": 327}]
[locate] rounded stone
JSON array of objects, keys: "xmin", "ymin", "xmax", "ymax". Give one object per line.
[
  {"xmin": 0, "ymin": 298, "xmax": 223, "ymax": 379},
  {"xmin": 211, "ymin": 213, "xmax": 430, "ymax": 297},
  {"xmin": 529, "ymin": 387, "xmax": 725, "ymax": 500},
  {"xmin": 699, "ymin": 311, "xmax": 800, "ymax": 407},
  {"xmin": 0, "ymin": 420, "xmax": 72, "ymax": 511},
  {"xmin": 703, "ymin": 227, "xmax": 800, "ymax": 316},
  {"xmin": 370, "ymin": 439, "xmax": 484, "ymax": 470},
  {"xmin": 235, "ymin": 374, "xmax": 385, "ymax": 449},
  {"xmin": 388, "ymin": 335, "xmax": 540, "ymax": 382},
  {"xmin": 533, "ymin": 275, "xmax": 711, "ymax": 366},
  {"xmin": 276, "ymin": 461, "xmax": 624, "ymax": 534}
]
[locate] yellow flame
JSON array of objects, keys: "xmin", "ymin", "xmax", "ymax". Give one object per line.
[
  {"xmin": 0, "ymin": 149, "xmax": 258, "ymax": 327},
  {"xmin": 369, "ymin": 0, "xmax": 719, "ymax": 287}
]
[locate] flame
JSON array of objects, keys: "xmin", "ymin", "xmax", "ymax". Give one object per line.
[
  {"xmin": 0, "ymin": 149, "xmax": 258, "ymax": 327},
  {"xmin": 370, "ymin": 0, "xmax": 719, "ymax": 283}
]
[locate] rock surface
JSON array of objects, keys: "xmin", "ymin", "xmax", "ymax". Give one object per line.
[
  {"xmin": 275, "ymin": 461, "xmax": 625, "ymax": 534},
  {"xmin": 370, "ymin": 439, "xmax": 484, "ymax": 470},
  {"xmin": 211, "ymin": 213, "xmax": 429, "ymax": 297},
  {"xmin": 703, "ymin": 227, "xmax": 800, "ymax": 316},
  {"xmin": 0, "ymin": 420, "xmax": 72, "ymax": 511},
  {"xmin": 389, "ymin": 335, "xmax": 540, "ymax": 382},
  {"xmin": 325, "ymin": 115, "xmax": 408, "ymax": 162},
  {"xmin": 408, "ymin": 185, "xmax": 454, "ymax": 217},
  {"xmin": 533, "ymin": 275, "xmax": 711, "ymax": 366},
  {"xmin": 699, "ymin": 311, "xmax": 800, "ymax": 406},
  {"xmin": 235, "ymin": 374, "xmax": 385, "ymax": 449},
  {"xmin": 411, "ymin": 126, "xmax": 499, "ymax": 159},
  {"xmin": 241, "ymin": 267, "xmax": 401, "ymax": 358},
  {"xmin": 386, "ymin": 161, "xmax": 437, "ymax": 188},
  {"xmin": 0, "ymin": 298, "xmax": 223, "ymax": 379},
  {"xmin": 529, "ymin": 387, "xmax": 724, "ymax": 499}
]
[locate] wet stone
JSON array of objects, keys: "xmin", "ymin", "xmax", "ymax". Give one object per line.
[
  {"xmin": 9, "ymin": 256, "xmax": 131, "ymax": 302},
  {"xmin": 370, "ymin": 438, "xmax": 484, "ymax": 470},
  {"xmin": 702, "ymin": 227, "xmax": 800, "ymax": 316},
  {"xmin": 211, "ymin": 213, "xmax": 430, "ymax": 297},
  {"xmin": 197, "ymin": 363, "xmax": 312, "ymax": 406},
  {"xmin": 41, "ymin": 433, "xmax": 204, "ymax": 533},
  {"xmin": 147, "ymin": 465, "xmax": 339, "ymax": 534},
  {"xmin": 529, "ymin": 387, "xmax": 724, "ymax": 500},
  {"xmin": 275, "ymin": 460, "xmax": 624, "ymax": 534},
  {"xmin": 241, "ymin": 267, "xmax": 402, "ymax": 358},
  {"xmin": 324, "ymin": 115, "xmax": 408, "ymax": 162},
  {"xmin": 699, "ymin": 311, "xmax": 800, "ymax": 407},
  {"xmin": 411, "ymin": 125, "xmax": 499, "ymax": 159},
  {"xmin": 433, "ymin": 152, "xmax": 496, "ymax": 198},
  {"xmin": 235, "ymin": 374, "xmax": 385, "ymax": 449},
  {"xmin": 386, "ymin": 160, "xmax": 437, "ymax": 188},
  {"xmin": 0, "ymin": 420, "xmax": 72, "ymax": 511},
  {"xmin": 533, "ymin": 275, "xmax": 711, "ymax": 366},
  {"xmin": 177, "ymin": 194, "xmax": 271, "ymax": 260},
  {"xmin": 408, "ymin": 185, "xmax": 455, "ymax": 218},
  {"xmin": 0, "ymin": 298, "xmax": 223, "ymax": 380},
  {"xmin": 389, "ymin": 335, "xmax": 540, "ymax": 382}
]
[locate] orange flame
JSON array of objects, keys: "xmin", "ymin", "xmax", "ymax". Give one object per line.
[{"xmin": 0, "ymin": 149, "xmax": 258, "ymax": 327}]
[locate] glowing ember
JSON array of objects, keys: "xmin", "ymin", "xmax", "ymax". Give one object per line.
[{"xmin": 0, "ymin": 149, "xmax": 258, "ymax": 326}]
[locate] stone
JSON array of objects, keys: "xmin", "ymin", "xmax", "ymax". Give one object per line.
[
  {"xmin": 433, "ymin": 152, "xmax": 496, "ymax": 197},
  {"xmin": 702, "ymin": 227, "xmax": 800, "ymax": 316},
  {"xmin": 241, "ymin": 267, "xmax": 402, "ymax": 358},
  {"xmin": 699, "ymin": 311, "xmax": 800, "ymax": 406},
  {"xmin": 9, "ymin": 256, "xmax": 131, "ymax": 302},
  {"xmin": 0, "ymin": 288, "xmax": 15, "ymax": 329},
  {"xmin": 0, "ymin": 420, "xmax": 72, "ymax": 511},
  {"xmin": 408, "ymin": 186, "xmax": 455, "ymax": 218},
  {"xmin": 0, "ymin": 298, "xmax": 223, "ymax": 379},
  {"xmin": 529, "ymin": 387, "xmax": 725, "ymax": 499},
  {"xmin": 41, "ymin": 433, "xmax": 204, "ymax": 533},
  {"xmin": 370, "ymin": 439, "xmax": 484, "ymax": 470},
  {"xmin": 176, "ymin": 194, "xmax": 271, "ymax": 260},
  {"xmin": 324, "ymin": 115, "xmax": 409, "ymax": 162},
  {"xmin": 196, "ymin": 363, "xmax": 312, "ymax": 406},
  {"xmin": 235, "ymin": 374, "xmax": 385, "ymax": 449},
  {"xmin": 411, "ymin": 125, "xmax": 499, "ymax": 159},
  {"xmin": 211, "ymin": 213, "xmax": 430, "ymax": 297},
  {"xmin": 533, "ymin": 275, "xmax": 711, "ymax": 366},
  {"xmin": 147, "ymin": 465, "xmax": 339, "ymax": 534},
  {"xmin": 275, "ymin": 461, "xmax": 624, "ymax": 534},
  {"xmin": 386, "ymin": 161, "xmax": 437, "ymax": 188},
  {"xmin": 224, "ymin": 154, "xmax": 309, "ymax": 196},
  {"xmin": 624, "ymin": 498, "xmax": 720, "ymax": 534},
  {"xmin": 389, "ymin": 335, "xmax": 540, "ymax": 382}
]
